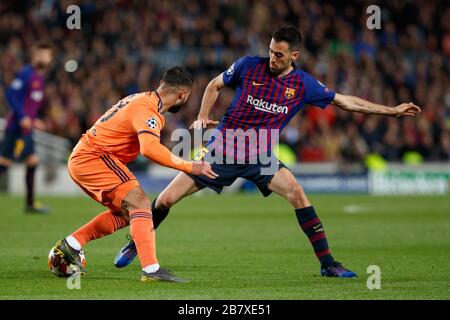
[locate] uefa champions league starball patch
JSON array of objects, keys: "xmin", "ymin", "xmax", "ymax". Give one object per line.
[{"xmin": 146, "ymin": 117, "xmax": 158, "ymax": 129}]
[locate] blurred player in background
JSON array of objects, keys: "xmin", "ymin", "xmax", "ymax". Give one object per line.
[
  {"xmin": 49, "ymin": 66, "xmax": 217, "ymax": 282},
  {"xmin": 115, "ymin": 27, "xmax": 421, "ymax": 278},
  {"xmin": 0, "ymin": 42, "xmax": 53, "ymax": 214}
]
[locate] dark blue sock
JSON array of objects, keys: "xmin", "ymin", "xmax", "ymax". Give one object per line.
[
  {"xmin": 295, "ymin": 206, "xmax": 334, "ymax": 268},
  {"xmin": 151, "ymin": 199, "xmax": 170, "ymax": 229},
  {"xmin": 26, "ymin": 166, "xmax": 36, "ymax": 206}
]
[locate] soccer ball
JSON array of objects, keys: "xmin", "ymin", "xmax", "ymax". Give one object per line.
[{"xmin": 48, "ymin": 247, "xmax": 86, "ymax": 278}]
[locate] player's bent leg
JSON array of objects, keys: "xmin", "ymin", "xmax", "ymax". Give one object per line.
[
  {"xmin": 122, "ymin": 185, "xmax": 186, "ymax": 282},
  {"xmin": 154, "ymin": 172, "xmax": 202, "ymax": 226},
  {"xmin": 70, "ymin": 209, "xmax": 128, "ymax": 246},
  {"xmin": 268, "ymin": 168, "xmax": 356, "ymax": 278},
  {"xmin": 118, "ymin": 186, "xmax": 154, "ymax": 272},
  {"xmin": 51, "ymin": 152, "xmax": 137, "ymax": 277},
  {"xmin": 157, "ymin": 172, "xmax": 202, "ymax": 209},
  {"xmin": 50, "ymin": 208, "xmax": 129, "ymax": 276},
  {"xmin": 114, "ymin": 172, "xmax": 201, "ymax": 268},
  {"xmin": 112, "ymin": 208, "xmax": 130, "ymax": 224},
  {"xmin": 267, "ymin": 167, "xmax": 311, "ymax": 208},
  {"xmin": 50, "ymin": 178, "xmax": 133, "ymax": 276}
]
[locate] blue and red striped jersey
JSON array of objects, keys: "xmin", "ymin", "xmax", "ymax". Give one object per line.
[
  {"xmin": 207, "ymin": 56, "xmax": 336, "ymax": 163},
  {"xmin": 5, "ymin": 64, "xmax": 45, "ymax": 133}
]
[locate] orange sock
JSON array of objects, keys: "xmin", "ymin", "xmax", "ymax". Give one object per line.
[
  {"xmin": 72, "ymin": 210, "xmax": 128, "ymax": 246},
  {"xmin": 129, "ymin": 209, "xmax": 158, "ymax": 268}
]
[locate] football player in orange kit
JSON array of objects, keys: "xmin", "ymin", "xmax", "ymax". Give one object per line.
[{"xmin": 49, "ymin": 66, "xmax": 217, "ymax": 282}]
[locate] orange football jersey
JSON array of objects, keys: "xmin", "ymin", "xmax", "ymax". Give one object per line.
[{"xmin": 78, "ymin": 91, "xmax": 165, "ymax": 164}]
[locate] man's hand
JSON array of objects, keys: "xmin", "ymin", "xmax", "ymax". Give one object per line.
[
  {"xmin": 190, "ymin": 161, "xmax": 219, "ymax": 179},
  {"xmin": 34, "ymin": 119, "xmax": 46, "ymax": 130},
  {"xmin": 393, "ymin": 102, "xmax": 422, "ymax": 117},
  {"xmin": 189, "ymin": 117, "xmax": 219, "ymax": 130},
  {"xmin": 19, "ymin": 116, "xmax": 32, "ymax": 131}
]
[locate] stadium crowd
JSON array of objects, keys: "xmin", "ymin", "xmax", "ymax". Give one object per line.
[{"xmin": 0, "ymin": 0, "xmax": 449, "ymax": 163}]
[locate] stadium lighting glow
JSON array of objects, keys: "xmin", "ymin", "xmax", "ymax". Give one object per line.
[{"xmin": 64, "ymin": 59, "xmax": 78, "ymax": 72}]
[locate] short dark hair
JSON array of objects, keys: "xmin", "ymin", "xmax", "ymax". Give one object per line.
[
  {"xmin": 272, "ymin": 27, "xmax": 302, "ymax": 50},
  {"xmin": 162, "ymin": 66, "xmax": 193, "ymax": 88}
]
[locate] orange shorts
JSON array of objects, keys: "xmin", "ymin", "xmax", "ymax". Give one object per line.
[{"xmin": 68, "ymin": 149, "xmax": 139, "ymax": 212}]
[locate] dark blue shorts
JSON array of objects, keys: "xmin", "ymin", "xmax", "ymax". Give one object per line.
[
  {"xmin": 188, "ymin": 158, "xmax": 287, "ymax": 197},
  {"xmin": 0, "ymin": 131, "xmax": 35, "ymax": 160}
]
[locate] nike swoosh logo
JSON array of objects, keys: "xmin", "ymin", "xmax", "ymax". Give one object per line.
[{"xmin": 252, "ymin": 81, "xmax": 264, "ymax": 86}]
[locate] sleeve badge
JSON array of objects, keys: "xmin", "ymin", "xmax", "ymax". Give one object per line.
[{"xmin": 146, "ymin": 117, "xmax": 158, "ymax": 129}]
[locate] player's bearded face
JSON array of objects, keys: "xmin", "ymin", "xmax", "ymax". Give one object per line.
[
  {"xmin": 168, "ymin": 90, "xmax": 191, "ymax": 113},
  {"xmin": 269, "ymin": 39, "xmax": 298, "ymax": 75}
]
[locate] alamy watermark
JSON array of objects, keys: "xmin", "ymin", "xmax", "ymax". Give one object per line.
[
  {"xmin": 366, "ymin": 5, "xmax": 381, "ymax": 30},
  {"xmin": 66, "ymin": 272, "xmax": 81, "ymax": 290},
  {"xmin": 366, "ymin": 265, "xmax": 381, "ymax": 289},
  {"xmin": 66, "ymin": 5, "xmax": 81, "ymax": 30},
  {"xmin": 169, "ymin": 128, "xmax": 281, "ymax": 175}
]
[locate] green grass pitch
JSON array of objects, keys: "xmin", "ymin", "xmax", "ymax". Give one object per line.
[{"xmin": 0, "ymin": 193, "xmax": 449, "ymax": 299}]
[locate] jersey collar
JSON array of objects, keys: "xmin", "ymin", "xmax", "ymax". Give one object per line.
[{"xmin": 153, "ymin": 91, "xmax": 163, "ymax": 112}]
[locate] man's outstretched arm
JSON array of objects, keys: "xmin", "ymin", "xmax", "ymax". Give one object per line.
[
  {"xmin": 332, "ymin": 93, "xmax": 421, "ymax": 117},
  {"xmin": 138, "ymin": 133, "xmax": 218, "ymax": 179},
  {"xmin": 189, "ymin": 73, "xmax": 224, "ymax": 129}
]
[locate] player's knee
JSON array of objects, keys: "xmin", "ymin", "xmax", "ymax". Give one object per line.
[
  {"xmin": 122, "ymin": 187, "xmax": 151, "ymax": 211},
  {"xmin": 286, "ymin": 183, "xmax": 307, "ymax": 207},
  {"xmin": 112, "ymin": 209, "xmax": 130, "ymax": 224},
  {"xmin": 157, "ymin": 193, "xmax": 175, "ymax": 210},
  {"xmin": 134, "ymin": 194, "xmax": 151, "ymax": 210},
  {"xmin": 25, "ymin": 155, "xmax": 39, "ymax": 167}
]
